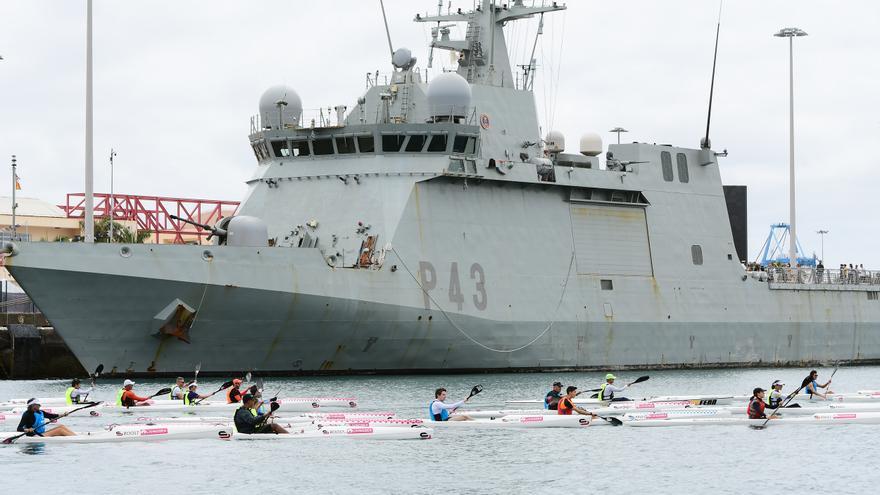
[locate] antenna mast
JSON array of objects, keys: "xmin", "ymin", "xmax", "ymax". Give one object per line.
[
  {"xmin": 702, "ymin": 1, "xmax": 723, "ymax": 149},
  {"xmin": 378, "ymin": 0, "xmax": 395, "ymax": 56}
]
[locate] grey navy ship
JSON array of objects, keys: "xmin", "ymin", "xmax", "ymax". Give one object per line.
[{"xmin": 5, "ymin": 1, "xmax": 880, "ymax": 375}]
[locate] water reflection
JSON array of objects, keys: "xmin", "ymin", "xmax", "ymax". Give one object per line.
[{"xmin": 18, "ymin": 443, "xmax": 46, "ymax": 455}]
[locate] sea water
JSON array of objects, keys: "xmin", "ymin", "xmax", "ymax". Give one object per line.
[{"xmin": 1, "ymin": 366, "xmax": 879, "ymax": 494}]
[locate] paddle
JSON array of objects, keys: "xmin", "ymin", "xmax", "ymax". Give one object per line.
[
  {"xmin": 194, "ymin": 380, "xmax": 234, "ymax": 404},
  {"xmin": 752, "ymin": 366, "xmax": 840, "ymax": 430},
  {"xmin": 595, "ymin": 415, "xmax": 623, "ymax": 426},
  {"xmin": 194, "ymin": 362, "xmax": 201, "ymax": 383},
  {"xmin": 2, "ymin": 401, "xmax": 103, "ymax": 444},
  {"xmin": 83, "ymin": 364, "xmax": 104, "ymax": 401},
  {"xmin": 450, "ymin": 385, "xmax": 483, "ymax": 415},
  {"xmin": 585, "ymin": 376, "xmax": 650, "ymax": 398}
]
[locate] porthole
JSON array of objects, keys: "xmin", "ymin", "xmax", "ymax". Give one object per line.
[
  {"xmin": 202, "ymin": 250, "xmax": 214, "ymax": 262},
  {"xmin": 119, "ymin": 246, "xmax": 132, "ymax": 258}
]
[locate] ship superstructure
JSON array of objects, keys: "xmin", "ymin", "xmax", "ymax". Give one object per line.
[{"xmin": 4, "ymin": 1, "xmax": 879, "ymax": 375}]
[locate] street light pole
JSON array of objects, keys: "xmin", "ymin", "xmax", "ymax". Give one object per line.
[
  {"xmin": 109, "ymin": 148, "xmax": 117, "ymax": 242},
  {"xmin": 84, "ymin": 0, "xmax": 95, "ymax": 243},
  {"xmin": 816, "ymin": 229, "xmax": 828, "ymax": 263},
  {"xmin": 774, "ymin": 27, "xmax": 808, "ymax": 268}
]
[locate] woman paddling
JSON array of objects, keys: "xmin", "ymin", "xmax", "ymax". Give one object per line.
[{"xmin": 16, "ymin": 399, "xmax": 76, "ymax": 437}]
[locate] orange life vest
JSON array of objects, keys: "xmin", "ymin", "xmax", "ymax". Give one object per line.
[{"xmin": 557, "ymin": 397, "xmax": 573, "ymax": 415}]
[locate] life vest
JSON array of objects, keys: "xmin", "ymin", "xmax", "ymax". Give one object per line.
[
  {"xmin": 184, "ymin": 391, "xmax": 195, "ymax": 406},
  {"xmin": 65, "ymin": 387, "xmax": 76, "ymax": 405},
  {"xmin": 557, "ymin": 397, "xmax": 573, "ymax": 415},
  {"xmin": 747, "ymin": 397, "xmax": 766, "ymax": 419},
  {"xmin": 768, "ymin": 390, "xmax": 783, "ymax": 408},
  {"xmin": 598, "ymin": 383, "xmax": 613, "ymax": 401},
  {"xmin": 428, "ymin": 400, "xmax": 448, "ymax": 421},
  {"xmin": 226, "ymin": 387, "xmax": 241, "ymax": 404},
  {"xmin": 32, "ymin": 410, "xmax": 46, "ymax": 435},
  {"xmin": 170, "ymin": 386, "xmax": 183, "ymax": 400},
  {"xmin": 249, "ymin": 408, "xmax": 258, "ymax": 417},
  {"xmin": 116, "ymin": 388, "xmax": 125, "ymax": 406},
  {"xmin": 119, "ymin": 389, "xmax": 136, "ymax": 407}
]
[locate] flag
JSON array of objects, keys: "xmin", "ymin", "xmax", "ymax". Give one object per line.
[{"xmin": 14, "ymin": 173, "xmax": 21, "ymax": 190}]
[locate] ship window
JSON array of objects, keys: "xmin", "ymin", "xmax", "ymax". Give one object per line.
[
  {"xmin": 426, "ymin": 134, "xmax": 448, "ymax": 152},
  {"xmin": 601, "ymin": 279, "xmax": 613, "ymax": 290},
  {"xmin": 661, "ymin": 151, "xmax": 674, "ymax": 182},
  {"xmin": 271, "ymin": 140, "xmax": 290, "ymax": 158},
  {"xmin": 251, "ymin": 144, "xmax": 262, "ymax": 162},
  {"xmin": 448, "ymin": 158, "xmax": 465, "ymax": 172},
  {"xmin": 453, "ymin": 135, "xmax": 477, "ymax": 154},
  {"xmin": 313, "ymin": 138, "xmax": 334, "ymax": 155},
  {"xmin": 677, "ymin": 153, "xmax": 689, "ymax": 183},
  {"xmin": 292, "ymin": 140, "xmax": 310, "ymax": 156},
  {"xmin": 691, "ymin": 245, "xmax": 703, "ymax": 265},
  {"xmin": 336, "ymin": 136, "xmax": 356, "ymax": 154},
  {"xmin": 357, "ymin": 136, "xmax": 375, "ymax": 153},
  {"xmin": 868, "ymin": 292, "xmax": 878, "ymax": 301},
  {"xmin": 382, "ymin": 135, "xmax": 406, "ymax": 152},
  {"xmin": 405, "ymin": 135, "xmax": 427, "ymax": 152}
]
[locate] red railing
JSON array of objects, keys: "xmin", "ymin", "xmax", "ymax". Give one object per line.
[{"xmin": 60, "ymin": 193, "xmax": 240, "ymax": 244}]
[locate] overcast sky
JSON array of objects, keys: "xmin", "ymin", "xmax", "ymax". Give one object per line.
[{"xmin": 0, "ymin": 0, "xmax": 877, "ymax": 267}]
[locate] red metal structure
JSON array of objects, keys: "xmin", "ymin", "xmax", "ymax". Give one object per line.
[{"xmin": 60, "ymin": 193, "xmax": 240, "ymax": 244}]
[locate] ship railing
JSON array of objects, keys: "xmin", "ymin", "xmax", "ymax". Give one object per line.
[{"xmin": 758, "ymin": 267, "xmax": 880, "ymax": 285}]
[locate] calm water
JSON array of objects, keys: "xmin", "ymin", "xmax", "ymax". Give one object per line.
[{"xmin": 1, "ymin": 366, "xmax": 879, "ymax": 494}]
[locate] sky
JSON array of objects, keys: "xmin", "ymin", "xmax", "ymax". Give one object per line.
[{"xmin": 0, "ymin": 0, "xmax": 877, "ymax": 268}]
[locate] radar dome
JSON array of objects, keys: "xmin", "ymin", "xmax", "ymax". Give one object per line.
[
  {"xmin": 392, "ymin": 48, "xmax": 415, "ymax": 69},
  {"xmin": 427, "ymin": 72, "xmax": 471, "ymax": 119},
  {"xmin": 579, "ymin": 132, "xmax": 603, "ymax": 157},
  {"xmin": 259, "ymin": 85, "xmax": 303, "ymax": 130},
  {"xmin": 545, "ymin": 130, "xmax": 565, "ymax": 153}
]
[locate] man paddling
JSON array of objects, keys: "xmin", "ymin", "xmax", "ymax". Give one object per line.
[
  {"xmin": 429, "ymin": 388, "xmax": 473, "ymax": 421},
  {"xmin": 597, "ymin": 374, "xmax": 630, "ymax": 401},
  {"xmin": 17, "ymin": 399, "xmax": 76, "ymax": 437},
  {"xmin": 801, "ymin": 370, "xmax": 833, "ymax": 399},
  {"xmin": 233, "ymin": 394, "xmax": 288, "ymax": 434},
  {"xmin": 557, "ymin": 386, "xmax": 598, "ymax": 419},
  {"xmin": 544, "ymin": 382, "xmax": 563, "ymax": 410},
  {"xmin": 170, "ymin": 377, "xmax": 187, "ymax": 400},
  {"xmin": 117, "ymin": 379, "xmax": 151, "ymax": 407},
  {"xmin": 65, "ymin": 378, "xmax": 93, "ymax": 405},
  {"xmin": 226, "ymin": 379, "xmax": 244, "ymax": 404}
]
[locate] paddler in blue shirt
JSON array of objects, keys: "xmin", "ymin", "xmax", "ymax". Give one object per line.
[
  {"xmin": 183, "ymin": 382, "xmax": 210, "ymax": 405},
  {"xmin": 544, "ymin": 382, "xmax": 563, "ymax": 410},
  {"xmin": 16, "ymin": 399, "xmax": 76, "ymax": 437},
  {"xmin": 801, "ymin": 370, "xmax": 833, "ymax": 399},
  {"xmin": 429, "ymin": 388, "xmax": 473, "ymax": 421}
]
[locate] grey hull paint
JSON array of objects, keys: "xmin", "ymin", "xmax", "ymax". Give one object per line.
[{"xmin": 9, "ymin": 263, "xmax": 880, "ymax": 375}]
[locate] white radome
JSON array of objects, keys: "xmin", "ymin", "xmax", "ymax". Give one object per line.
[
  {"xmin": 259, "ymin": 85, "xmax": 303, "ymax": 129},
  {"xmin": 579, "ymin": 132, "xmax": 603, "ymax": 156},
  {"xmin": 426, "ymin": 72, "xmax": 472, "ymax": 118},
  {"xmin": 392, "ymin": 48, "xmax": 413, "ymax": 69},
  {"xmin": 545, "ymin": 130, "xmax": 565, "ymax": 153}
]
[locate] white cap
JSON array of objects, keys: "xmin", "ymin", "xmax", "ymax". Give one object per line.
[
  {"xmin": 123, "ymin": 379, "xmax": 136, "ymax": 387},
  {"xmin": 26, "ymin": 398, "xmax": 40, "ymax": 406},
  {"xmin": 188, "ymin": 382, "xmax": 198, "ymax": 388}
]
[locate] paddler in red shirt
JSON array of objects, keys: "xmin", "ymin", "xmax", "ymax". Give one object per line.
[{"xmin": 117, "ymin": 379, "xmax": 151, "ymax": 407}]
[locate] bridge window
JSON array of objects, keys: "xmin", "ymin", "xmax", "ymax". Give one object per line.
[
  {"xmin": 271, "ymin": 140, "xmax": 290, "ymax": 158},
  {"xmin": 313, "ymin": 138, "xmax": 334, "ymax": 155},
  {"xmin": 292, "ymin": 140, "xmax": 310, "ymax": 157},
  {"xmin": 405, "ymin": 135, "xmax": 427, "ymax": 152},
  {"xmin": 426, "ymin": 134, "xmax": 448, "ymax": 152},
  {"xmin": 601, "ymin": 280, "xmax": 614, "ymax": 290},
  {"xmin": 336, "ymin": 136, "xmax": 356, "ymax": 154},
  {"xmin": 691, "ymin": 245, "xmax": 703, "ymax": 265},
  {"xmin": 382, "ymin": 135, "xmax": 406, "ymax": 152},
  {"xmin": 453, "ymin": 135, "xmax": 477, "ymax": 154},
  {"xmin": 357, "ymin": 136, "xmax": 375, "ymax": 153},
  {"xmin": 661, "ymin": 151, "xmax": 674, "ymax": 182},
  {"xmin": 677, "ymin": 153, "xmax": 689, "ymax": 183}
]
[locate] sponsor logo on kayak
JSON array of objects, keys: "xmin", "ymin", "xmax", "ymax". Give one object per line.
[
  {"xmin": 646, "ymin": 413, "xmax": 669, "ymax": 419},
  {"xmin": 140, "ymin": 428, "xmax": 169, "ymax": 436},
  {"xmin": 636, "ymin": 403, "xmax": 657, "ymax": 409},
  {"xmin": 519, "ymin": 416, "xmax": 544, "ymax": 423},
  {"xmin": 218, "ymin": 431, "xmax": 232, "ymax": 440},
  {"xmin": 346, "ymin": 428, "xmax": 374, "ymax": 434},
  {"xmin": 0, "ymin": 415, "xmax": 5, "ymax": 420},
  {"xmin": 831, "ymin": 414, "xmax": 857, "ymax": 419},
  {"xmin": 578, "ymin": 418, "xmax": 590, "ymax": 426},
  {"xmin": 419, "ymin": 432, "xmax": 432, "ymax": 439}
]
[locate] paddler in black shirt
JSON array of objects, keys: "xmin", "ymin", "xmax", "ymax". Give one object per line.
[
  {"xmin": 544, "ymin": 382, "xmax": 563, "ymax": 410},
  {"xmin": 233, "ymin": 394, "xmax": 288, "ymax": 434}
]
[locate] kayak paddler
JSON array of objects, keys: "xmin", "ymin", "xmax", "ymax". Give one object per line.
[
  {"xmin": 226, "ymin": 379, "xmax": 243, "ymax": 404},
  {"xmin": 428, "ymin": 388, "xmax": 473, "ymax": 421},
  {"xmin": 233, "ymin": 394, "xmax": 288, "ymax": 434},
  {"xmin": 767, "ymin": 380, "xmax": 785, "ymax": 409},
  {"xmin": 597, "ymin": 373, "xmax": 629, "ymax": 401},
  {"xmin": 117, "ymin": 379, "xmax": 151, "ymax": 407},
  {"xmin": 170, "ymin": 376, "xmax": 187, "ymax": 400},
  {"xmin": 801, "ymin": 370, "xmax": 833, "ymax": 399},
  {"xmin": 557, "ymin": 386, "xmax": 597, "ymax": 418},
  {"xmin": 17, "ymin": 398, "xmax": 76, "ymax": 437},
  {"xmin": 544, "ymin": 381, "xmax": 563, "ymax": 410},
  {"xmin": 65, "ymin": 378, "xmax": 93, "ymax": 405},
  {"xmin": 184, "ymin": 382, "xmax": 210, "ymax": 405},
  {"xmin": 747, "ymin": 388, "xmax": 774, "ymax": 419}
]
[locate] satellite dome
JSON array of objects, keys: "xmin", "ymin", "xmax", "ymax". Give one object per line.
[
  {"xmin": 579, "ymin": 132, "xmax": 603, "ymax": 157},
  {"xmin": 426, "ymin": 72, "xmax": 471, "ymax": 119},
  {"xmin": 392, "ymin": 48, "xmax": 415, "ymax": 69},
  {"xmin": 259, "ymin": 85, "xmax": 303, "ymax": 129},
  {"xmin": 545, "ymin": 130, "xmax": 565, "ymax": 153}
]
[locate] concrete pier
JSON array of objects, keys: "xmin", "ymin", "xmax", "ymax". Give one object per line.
[{"xmin": 0, "ymin": 318, "xmax": 86, "ymax": 379}]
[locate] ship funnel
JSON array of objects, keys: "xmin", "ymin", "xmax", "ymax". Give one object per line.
[
  {"xmin": 259, "ymin": 85, "xmax": 303, "ymax": 130},
  {"xmin": 426, "ymin": 72, "xmax": 471, "ymax": 122},
  {"xmin": 545, "ymin": 130, "xmax": 565, "ymax": 153},
  {"xmin": 579, "ymin": 133, "xmax": 603, "ymax": 157}
]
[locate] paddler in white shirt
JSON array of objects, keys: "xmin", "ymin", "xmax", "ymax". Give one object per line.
[
  {"xmin": 597, "ymin": 374, "xmax": 629, "ymax": 401},
  {"xmin": 169, "ymin": 377, "xmax": 186, "ymax": 400},
  {"xmin": 65, "ymin": 378, "xmax": 93, "ymax": 405},
  {"xmin": 428, "ymin": 388, "xmax": 473, "ymax": 421}
]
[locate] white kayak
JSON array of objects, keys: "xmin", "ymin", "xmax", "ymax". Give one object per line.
[
  {"xmin": 3, "ymin": 397, "xmax": 350, "ymax": 416},
  {"xmin": 431, "ymin": 414, "xmax": 609, "ymax": 428},
  {"xmin": 0, "ymin": 423, "xmax": 231, "ymax": 444},
  {"xmin": 625, "ymin": 411, "xmax": 880, "ymax": 427},
  {"xmin": 505, "ymin": 396, "xmax": 734, "ymax": 408},
  {"xmin": 131, "ymin": 412, "xmax": 398, "ymax": 425},
  {"xmin": 226, "ymin": 426, "xmax": 433, "ymax": 441}
]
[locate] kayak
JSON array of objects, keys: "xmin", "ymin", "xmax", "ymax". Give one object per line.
[
  {"xmin": 2, "ymin": 398, "xmax": 346, "ymax": 416},
  {"xmin": 504, "ymin": 396, "xmax": 734, "ymax": 408},
  {"xmin": 226, "ymin": 426, "xmax": 433, "ymax": 441},
  {"xmin": 429, "ymin": 414, "xmax": 609, "ymax": 428},
  {"xmin": 0, "ymin": 423, "xmax": 231, "ymax": 444},
  {"xmin": 624, "ymin": 411, "xmax": 880, "ymax": 427},
  {"xmin": 130, "ymin": 412, "xmax": 398, "ymax": 425}
]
